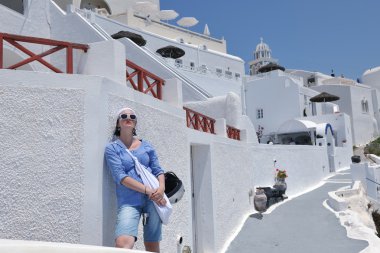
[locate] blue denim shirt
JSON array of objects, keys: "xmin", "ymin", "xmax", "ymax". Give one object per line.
[{"xmin": 104, "ymin": 139, "xmax": 164, "ymax": 207}]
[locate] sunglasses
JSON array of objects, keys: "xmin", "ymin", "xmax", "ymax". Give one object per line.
[{"xmin": 119, "ymin": 114, "xmax": 137, "ymax": 120}]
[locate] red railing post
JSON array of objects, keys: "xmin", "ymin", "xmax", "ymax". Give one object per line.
[
  {"xmin": 138, "ymin": 70, "xmax": 144, "ymax": 93},
  {"xmin": 211, "ymin": 119, "xmax": 215, "ymax": 134},
  {"xmin": 0, "ymin": 34, "xmax": 3, "ymax": 69},
  {"xmin": 157, "ymin": 80, "xmax": 162, "ymax": 100},
  {"xmin": 66, "ymin": 45, "xmax": 73, "ymax": 74}
]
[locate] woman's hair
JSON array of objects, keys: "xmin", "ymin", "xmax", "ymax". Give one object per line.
[{"xmin": 113, "ymin": 107, "xmax": 137, "ymax": 136}]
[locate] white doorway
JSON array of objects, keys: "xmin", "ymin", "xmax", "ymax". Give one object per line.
[{"xmin": 190, "ymin": 144, "xmax": 215, "ymax": 253}]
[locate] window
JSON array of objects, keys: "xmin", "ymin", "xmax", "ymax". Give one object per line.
[
  {"xmin": 307, "ymin": 76, "xmax": 315, "ymax": 86},
  {"xmin": 361, "ymin": 99, "xmax": 369, "ymax": 113},
  {"xmin": 257, "ymin": 109, "xmax": 264, "ymax": 119},
  {"xmin": 225, "ymin": 70, "xmax": 232, "ymax": 78},
  {"xmin": 235, "ymin": 73, "xmax": 241, "ymax": 79},
  {"xmin": 175, "ymin": 59, "xmax": 183, "ymax": 67},
  {"xmin": 200, "ymin": 64, "xmax": 207, "ymax": 73},
  {"xmin": 216, "ymin": 68, "xmax": 222, "ymax": 76},
  {"xmin": 190, "ymin": 62, "xmax": 195, "ymax": 70}
]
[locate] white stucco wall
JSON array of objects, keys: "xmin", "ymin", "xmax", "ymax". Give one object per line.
[
  {"xmin": 124, "ymin": 11, "xmax": 227, "ymax": 53},
  {"xmin": 0, "ymin": 69, "xmax": 351, "ymax": 253},
  {"xmin": 186, "ymin": 127, "xmax": 334, "ymax": 253},
  {"xmin": 103, "ymin": 33, "xmax": 205, "ymax": 103},
  {"xmin": 351, "ymin": 161, "xmax": 380, "ymax": 203},
  {"xmin": 0, "ymin": 2, "xmax": 356, "ymax": 253},
  {"xmin": 313, "ymin": 84, "xmax": 376, "ymax": 146},
  {"xmin": 244, "ymin": 72, "xmax": 303, "ymax": 137},
  {"xmin": 371, "ymin": 89, "xmax": 380, "ymax": 133},
  {"xmin": 184, "ymin": 92, "xmax": 242, "ymax": 126},
  {"xmin": 0, "ymin": 69, "xmax": 191, "ymax": 253},
  {"xmin": 362, "ymin": 66, "xmax": 380, "ymax": 90},
  {"xmin": 91, "ymin": 13, "xmax": 244, "ymax": 90},
  {"xmin": 251, "ymin": 145, "xmax": 330, "ymax": 194},
  {"xmin": 78, "ymin": 40, "xmax": 126, "ymax": 84},
  {"xmin": 305, "ymin": 113, "xmax": 353, "ymax": 148},
  {"xmin": 0, "ymin": 78, "xmax": 85, "ymax": 243}
]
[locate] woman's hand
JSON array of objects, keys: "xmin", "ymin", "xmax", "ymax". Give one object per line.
[
  {"xmin": 155, "ymin": 197, "xmax": 167, "ymax": 206},
  {"xmin": 150, "ymin": 186, "xmax": 165, "ymax": 202}
]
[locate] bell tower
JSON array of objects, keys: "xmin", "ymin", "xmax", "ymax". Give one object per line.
[{"xmin": 249, "ymin": 38, "xmax": 278, "ymax": 75}]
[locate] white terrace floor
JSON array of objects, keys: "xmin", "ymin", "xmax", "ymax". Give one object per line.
[{"xmin": 226, "ymin": 170, "xmax": 371, "ymax": 253}]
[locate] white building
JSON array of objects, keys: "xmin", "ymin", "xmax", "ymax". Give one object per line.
[
  {"xmin": 311, "ymin": 78, "xmax": 378, "ymax": 146},
  {"xmin": 0, "ymin": 1, "xmax": 367, "ymax": 253},
  {"xmin": 245, "ymin": 38, "xmax": 380, "ymax": 147},
  {"xmin": 244, "ymin": 69, "xmax": 339, "ymax": 143}
]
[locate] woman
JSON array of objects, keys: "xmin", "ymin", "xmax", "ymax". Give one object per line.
[{"xmin": 105, "ymin": 107, "xmax": 166, "ymax": 252}]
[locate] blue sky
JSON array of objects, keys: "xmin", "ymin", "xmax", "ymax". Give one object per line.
[{"xmin": 161, "ymin": 0, "xmax": 380, "ymax": 80}]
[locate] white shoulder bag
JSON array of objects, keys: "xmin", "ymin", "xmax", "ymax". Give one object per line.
[{"xmin": 125, "ymin": 149, "xmax": 172, "ymax": 225}]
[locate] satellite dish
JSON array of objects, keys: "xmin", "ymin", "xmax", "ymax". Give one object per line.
[
  {"xmin": 133, "ymin": 1, "xmax": 158, "ymax": 15},
  {"xmin": 177, "ymin": 17, "xmax": 199, "ymax": 27},
  {"xmin": 158, "ymin": 10, "xmax": 179, "ymax": 21}
]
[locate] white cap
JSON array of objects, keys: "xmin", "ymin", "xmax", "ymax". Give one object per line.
[{"xmin": 117, "ymin": 107, "xmax": 137, "ymax": 119}]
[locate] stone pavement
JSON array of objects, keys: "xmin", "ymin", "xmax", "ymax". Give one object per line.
[{"xmin": 226, "ymin": 171, "xmax": 368, "ymax": 253}]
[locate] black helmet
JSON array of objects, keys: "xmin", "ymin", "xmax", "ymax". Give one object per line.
[{"xmin": 164, "ymin": 172, "xmax": 185, "ymax": 204}]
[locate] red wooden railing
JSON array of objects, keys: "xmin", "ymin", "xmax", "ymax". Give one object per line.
[
  {"xmin": 184, "ymin": 107, "xmax": 215, "ymax": 134},
  {"xmin": 126, "ymin": 59, "xmax": 165, "ymax": 100},
  {"xmin": 0, "ymin": 32, "xmax": 88, "ymax": 73},
  {"xmin": 227, "ymin": 125, "xmax": 241, "ymax": 140}
]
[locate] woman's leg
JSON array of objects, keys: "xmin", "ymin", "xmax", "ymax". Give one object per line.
[
  {"xmin": 144, "ymin": 241, "xmax": 160, "ymax": 252},
  {"xmin": 115, "ymin": 205, "xmax": 140, "ymax": 249},
  {"xmin": 143, "ymin": 199, "xmax": 162, "ymax": 253},
  {"xmin": 116, "ymin": 235, "xmax": 135, "ymax": 249}
]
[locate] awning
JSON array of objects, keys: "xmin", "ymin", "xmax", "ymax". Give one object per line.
[{"xmin": 277, "ymin": 119, "xmax": 317, "ymax": 134}]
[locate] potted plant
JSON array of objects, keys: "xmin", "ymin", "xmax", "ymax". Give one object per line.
[
  {"xmin": 274, "ymin": 169, "xmax": 288, "ymax": 194},
  {"xmin": 276, "ymin": 169, "xmax": 288, "ymax": 181}
]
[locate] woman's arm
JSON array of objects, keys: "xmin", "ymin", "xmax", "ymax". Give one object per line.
[
  {"xmin": 121, "ymin": 176, "xmax": 153, "ymax": 196},
  {"xmin": 150, "ymin": 174, "xmax": 166, "ymax": 205}
]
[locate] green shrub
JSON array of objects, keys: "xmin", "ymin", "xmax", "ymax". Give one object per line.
[{"xmin": 365, "ymin": 138, "xmax": 380, "ymax": 156}]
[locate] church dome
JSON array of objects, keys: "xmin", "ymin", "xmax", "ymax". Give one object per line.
[
  {"xmin": 254, "ymin": 37, "xmax": 271, "ymax": 60},
  {"xmin": 256, "ymin": 39, "xmax": 270, "ymax": 52}
]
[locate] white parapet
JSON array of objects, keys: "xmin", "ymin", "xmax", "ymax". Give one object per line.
[
  {"xmin": 0, "ymin": 239, "xmax": 148, "ymax": 253},
  {"xmin": 78, "ymin": 40, "xmax": 126, "ymax": 85},
  {"xmin": 162, "ymin": 78, "xmax": 183, "ymax": 108},
  {"xmin": 327, "ymin": 181, "xmax": 362, "ymax": 212},
  {"xmin": 214, "ymin": 118, "xmax": 227, "ymax": 137},
  {"xmin": 351, "ymin": 163, "xmax": 367, "ymax": 186}
]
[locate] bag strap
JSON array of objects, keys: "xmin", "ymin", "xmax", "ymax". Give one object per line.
[{"xmin": 124, "ymin": 148, "xmax": 145, "ymax": 176}]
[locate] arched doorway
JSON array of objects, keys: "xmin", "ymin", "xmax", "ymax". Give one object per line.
[{"xmin": 80, "ymin": 0, "xmax": 111, "ymax": 14}]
